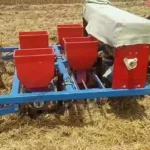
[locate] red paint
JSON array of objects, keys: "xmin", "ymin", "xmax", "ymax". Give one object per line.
[
  {"xmin": 57, "ymin": 24, "xmax": 83, "ymax": 48},
  {"xmin": 112, "ymin": 44, "xmax": 149, "ymax": 89},
  {"xmin": 14, "ymin": 48, "xmax": 55, "ymax": 89},
  {"xmin": 146, "ymin": 0, "xmax": 150, "ymax": 6},
  {"xmin": 64, "ymin": 37, "xmax": 98, "ymax": 71},
  {"xmin": 19, "ymin": 31, "xmax": 49, "ymax": 49}
]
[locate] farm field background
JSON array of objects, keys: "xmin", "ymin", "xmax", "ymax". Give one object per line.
[{"xmin": 0, "ymin": 0, "xmax": 150, "ymax": 150}]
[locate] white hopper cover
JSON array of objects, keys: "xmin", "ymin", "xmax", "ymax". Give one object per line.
[
  {"xmin": 83, "ymin": 3, "xmax": 150, "ymax": 47},
  {"xmin": 85, "ymin": 0, "xmax": 111, "ymax": 4}
]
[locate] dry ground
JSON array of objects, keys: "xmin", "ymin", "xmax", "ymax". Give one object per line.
[{"xmin": 0, "ymin": 1, "xmax": 150, "ymax": 150}]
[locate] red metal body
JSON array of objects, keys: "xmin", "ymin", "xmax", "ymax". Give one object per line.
[
  {"xmin": 112, "ymin": 44, "xmax": 149, "ymax": 89},
  {"xmin": 57, "ymin": 24, "xmax": 83, "ymax": 48},
  {"xmin": 14, "ymin": 48, "xmax": 55, "ymax": 89},
  {"xmin": 146, "ymin": 0, "xmax": 150, "ymax": 6},
  {"xmin": 64, "ymin": 37, "xmax": 98, "ymax": 71},
  {"xmin": 19, "ymin": 31, "xmax": 49, "ymax": 49}
]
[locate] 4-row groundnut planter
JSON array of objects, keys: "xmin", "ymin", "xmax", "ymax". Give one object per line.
[{"xmin": 0, "ymin": 3, "xmax": 150, "ymax": 118}]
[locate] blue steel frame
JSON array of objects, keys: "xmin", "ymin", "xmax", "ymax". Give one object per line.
[{"xmin": 0, "ymin": 45, "xmax": 150, "ymax": 116}]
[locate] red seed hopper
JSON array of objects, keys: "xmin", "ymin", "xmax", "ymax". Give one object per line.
[
  {"xmin": 19, "ymin": 31, "xmax": 49, "ymax": 49},
  {"xmin": 57, "ymin": 24, "xmax": 83, "ymax": 48},
  {"xmin": 14, "ymin": 48, "xmax": 55, "ymax": 90},
  {"xmin": 63, "ymin": 37, "xmax": 98, "ymax": 71}
]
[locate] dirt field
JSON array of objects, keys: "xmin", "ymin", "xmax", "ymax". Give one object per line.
[{"xmin": 0, "ymin": 1, "xmax": 150, "ymax": 150}]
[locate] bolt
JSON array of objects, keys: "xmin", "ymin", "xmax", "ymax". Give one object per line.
[
  {"xmin": 15, "ymin": 108, "xmax": 18, "ymax": 112},
  {"xmin": 57, "ymin": 55, "xmax": 63, "ymax": 59},
  {"xmin": 135, "ymin": 85, "xmax": 140, "ymax": 88},
  {"xmin": 123, "ymin": 85, "xmax": 126, "ymax": 88}
]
